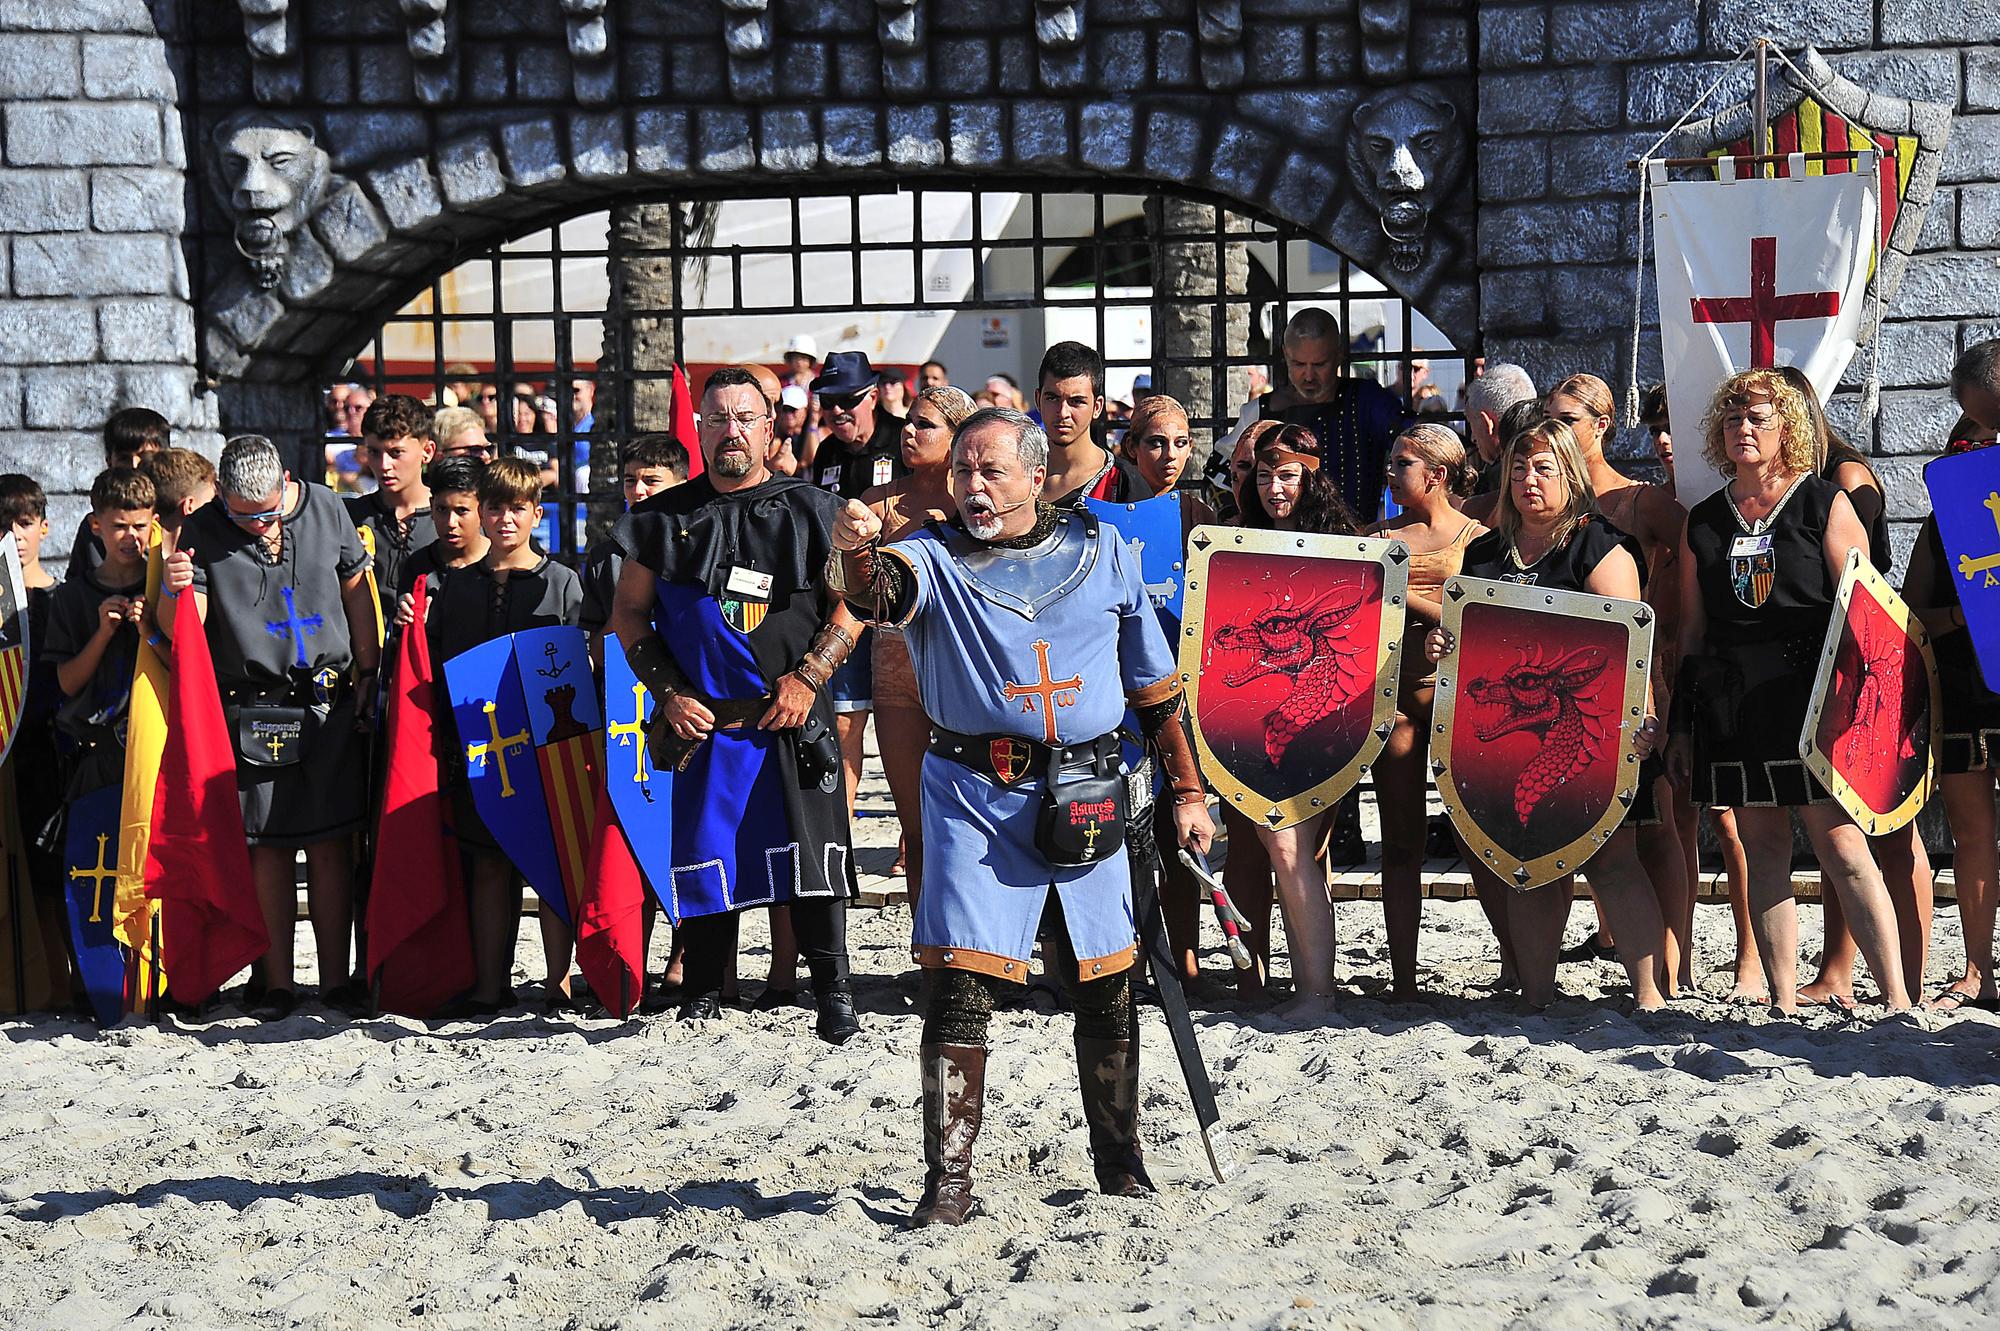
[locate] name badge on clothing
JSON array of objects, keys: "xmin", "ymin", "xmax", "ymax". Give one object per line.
[
  {"xmin": 818, "ymin": 465, "xmax": 842, "ymax": 491},
  {"xmin": 1729, "ymin": 534, "xmax": 1776, "ymax": 609},
  {"xmin": 724, "ymin": 565, "xmax": 773, "ymax": 602}
]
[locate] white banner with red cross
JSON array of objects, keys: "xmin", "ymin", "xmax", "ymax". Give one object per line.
[{"xmin": 1650, "ymin": 155, "xmax": 1878, "ymax": 504}]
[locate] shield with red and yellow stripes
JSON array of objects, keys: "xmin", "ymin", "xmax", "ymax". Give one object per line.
[
  {"xmin": 1711, "ymin": 95, "xmax": 1917, "ymax": 252},
  {"xmin": 0, "ymin": 539, "xmax": 28, "ymax": 768},
  {"xmin": 514, "ymin": 626, "xmax": 601, "ymax": 926}
]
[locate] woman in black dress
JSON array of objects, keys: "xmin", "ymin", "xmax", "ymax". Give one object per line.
[
  {"xmin": 1782, "ymin": 368, "xmax": 1936, "ymax": 1009},
  {"xmin": 1426, "ymin": 419, "xmax": 1668, "ymax": 1010},
  {"xmin": 1666, "ymin": 368, "xmax": 1912, "ymax": 1014}
]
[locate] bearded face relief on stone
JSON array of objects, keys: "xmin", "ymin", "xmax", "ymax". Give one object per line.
[
  {"xmin": 214, "ymin": 114, "xmax": 331, "ymax": 289},
  {"xmin": 1346, "ymin": 88, "xmax": 1465, "ymax": 274}
]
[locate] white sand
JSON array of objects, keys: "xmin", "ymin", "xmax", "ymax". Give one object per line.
[{"xmin": 5, "ymin": 884, "xmax": 2000, "ymax": 1330}]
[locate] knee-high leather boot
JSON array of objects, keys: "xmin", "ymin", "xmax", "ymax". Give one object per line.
[
  {"xmin": 1076, "ymin": 1035, "xmax": 1154, "ymax": 1197},
  {"xmin": 910, "ymin": 1043, "xmax": 985, "ymax": 1226}
]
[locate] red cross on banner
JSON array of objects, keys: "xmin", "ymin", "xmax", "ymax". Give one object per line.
[{"xmin": 1689, "ymin": 235, "xmax": 1842, "ymax": 368}]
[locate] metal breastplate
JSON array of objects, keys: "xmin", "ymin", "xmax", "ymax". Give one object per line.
[{"xmin": 937, "ymin": 511, "xmax": 1099, "ymax": 621}]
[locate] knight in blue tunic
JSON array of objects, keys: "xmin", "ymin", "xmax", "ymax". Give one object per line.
[
  {"xmin": 830, "ymin": 406, "xmax": 1213, "ymax": 1228},
  {"xmin": 610, "ymin": 367, "xmax": 865, "ymax": 1045}
]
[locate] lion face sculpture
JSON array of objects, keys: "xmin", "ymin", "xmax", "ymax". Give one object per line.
[
  {"xmin": 1345, "ymin": 88, "xmax": 1465, "ymax": 274},
  {"xmin": 212, "ymin": 112, "xmax": 331, "ymax": 289}
]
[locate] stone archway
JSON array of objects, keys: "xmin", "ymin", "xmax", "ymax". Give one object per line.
[{"xmin": 181, "ymin": 3, "xmax": 1478, "ymax": 447}]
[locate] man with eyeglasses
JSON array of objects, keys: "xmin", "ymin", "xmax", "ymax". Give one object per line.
[
  {"xmin": 159, "ymin": 434, "xmax": 380, "ymax": 1020},
  {"xmin": 607, "ymin": 366, "xmax": 864, "ymax": 1043}
]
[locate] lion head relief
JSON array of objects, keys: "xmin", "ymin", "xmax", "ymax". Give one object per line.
[{"xmin": 1345, "ymin": 87, "xmax": 1466, "ymax": 274}]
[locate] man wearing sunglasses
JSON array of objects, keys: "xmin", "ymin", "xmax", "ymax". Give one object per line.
[
  {"xmin": 159, "ymin": 434, "xmax": 380, "ymax": 1020},
  {"xmin": 809, "ymin": 350, "xmax": 907, "ymax": 502}
]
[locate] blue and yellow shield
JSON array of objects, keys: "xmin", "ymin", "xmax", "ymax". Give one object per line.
[
  {"xmin": 604, "ymin": 632, "xmax": 678, "ymax": 921},
  {"xmin": 443, "ymin": 636, "xmax": 568, "ymax": 924},
  {"xmin": 1926, "ymin": 448, "xmax": 2000, "ymax": 693},
  {"xmin": 62, "ymin": 783, "xmax": 128, "ymax": 1024},
  {"xmin": 1087, "ymin": 494, "xmax": 1187, "ymax": 632}
]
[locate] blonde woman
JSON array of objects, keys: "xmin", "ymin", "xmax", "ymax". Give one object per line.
[
  {"xmin": 1426, "ymin": 419, "xmax": 1668, "ymax": 1010},
  {"xmin": 1665, "ymin": 368, "xmax": 1911, "ymax": 1014},
  {"xmin": 1366, "ymin": 422, "xmax": 1481, "ymax": 1000},
  {"xmin": 861, "ymin": 385, "xmax": 976, "ymax": 908}
]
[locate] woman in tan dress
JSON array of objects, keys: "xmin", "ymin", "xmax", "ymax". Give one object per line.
[
  {"xmin": 861, "ymin": 385, "xmax": 975, "ymax": 909},
  {"xmin": 1366, "ymin": 422, "xmax": 1482, "ymax": 1000}
]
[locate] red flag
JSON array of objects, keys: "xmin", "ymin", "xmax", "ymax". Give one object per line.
[
  {"xmin": 366, "ymin": 577, "xmax": 475, "ymax": 1016},
  {"xmin": 672, "ymin": 363, "xmax": 703, "ymax": 480},
  {"xmin": 577, "ymin": 788, "xmax": 645, "ymax": 1018},
  {"xmin": 144, "ymin": 598, "xmax": 269, "ymax": 1003}
]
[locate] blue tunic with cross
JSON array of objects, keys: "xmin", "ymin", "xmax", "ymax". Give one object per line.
[{"xmin": 878, "ymin": 518, "xmax": 1178, "ymax": 984}]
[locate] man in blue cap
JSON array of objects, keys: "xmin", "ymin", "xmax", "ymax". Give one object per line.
[{"xmin": 810, "ymin": 350, "xmax": 907, "ymax": 501}]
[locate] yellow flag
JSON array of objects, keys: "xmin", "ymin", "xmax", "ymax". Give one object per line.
[
  {"xmin": 114, "ymin": 528, "xmax": 167, "ymax": 1002},
  {"xmin": 357, "ymin": 525, "xmax": 385, "ymax": 654}
]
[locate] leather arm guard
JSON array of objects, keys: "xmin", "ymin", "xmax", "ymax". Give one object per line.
[
  {"xmin": 1136, "ymin": 689, "xmax": 1206, "ymax": 807},
  {"xmin": 793, "ymin": 617, "xmax": 858, "ymax": 692},
  {"xmin": 624, "ymin": 632, "xmax": 694, "ymax": 707}
]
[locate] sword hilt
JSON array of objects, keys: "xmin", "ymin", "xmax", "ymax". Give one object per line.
[{"xmin": 1177, "ymin": 845, "xmax": 1255, "ymax": 970}]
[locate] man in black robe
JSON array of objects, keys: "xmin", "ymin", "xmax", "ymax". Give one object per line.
[{"xmin": 608, "ymin": 367, "xmax": 864, "ymax": 1043}]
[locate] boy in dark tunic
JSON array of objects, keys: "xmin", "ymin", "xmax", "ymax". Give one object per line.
[
  {"xmin": 160, "ymin": 435, "xmax": 379, "ymax": 1017},
  {"xmin": 44, "ymin": 469, "xmax": 154, "ymax": 800},
  {"xmin": 424, "ymin": 458, "xmax": 583, "ymax": 1011},
  {"xmin": 347, "ymin": 395, "xmax": 438, "ymax": 633},
  {"xmin": 393, "ymin": 456, "xmax": 489, "ymax": 603},
  {"xmin": 65, "ymin": 407, "xmax": 169, "ymax": 581},
  {"xmin": 1, "ymin": 474, "xmax": 69, "ymax": 1000},
  {"xmin": 580, "ymin": 434, "xmax": 687, "ymax": 665}
]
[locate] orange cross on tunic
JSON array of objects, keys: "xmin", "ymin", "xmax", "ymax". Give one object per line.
[{"xmin": 1001, "ymin": 639, "xmax": 1083, "ymax": 745}]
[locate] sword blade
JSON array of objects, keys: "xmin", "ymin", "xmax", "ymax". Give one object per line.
[{"xmin": 1133, "ymin": 850, "xmax": 1232, "ymax": 1184}]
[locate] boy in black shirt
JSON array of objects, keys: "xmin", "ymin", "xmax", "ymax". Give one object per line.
[
  {"xmin": 394, "ymin": 455, "xmax": 489, "ymax": 604},
  {"xmin": 424, "ymin": 458, "xmax": 583, "ymax": 1012},
  {"xmin": 580, "ymin": 434, "xmax": 687, "ymax": 665},
  {"xmin": 66, "ymin": 408, "xmax": 169, "ymax": 580},
  {"xmin": 44, "ymin": 469, "xmax": 154, "ymax": 796}
]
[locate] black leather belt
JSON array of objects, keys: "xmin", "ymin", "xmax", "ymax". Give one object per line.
[
  {"xmin": 929, "ymin": 726, "xmax": 1120, "ymax": 787},
  {"xmin": 224, "ymin": 672, "xmax": 350, "ymax": 709}
]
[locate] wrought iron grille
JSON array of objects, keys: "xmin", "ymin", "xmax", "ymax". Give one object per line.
[{"xmin": 323, "ymin": 182, "xmax": 1471, "ymax": 560}]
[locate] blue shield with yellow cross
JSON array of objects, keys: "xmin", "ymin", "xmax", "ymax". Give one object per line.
[
  {"xmin": 603, "ymin": 631, "xmax": 677, "ymax": 921},
  {"xmin": 61, "ymin": 783, "xmax": 128, "ymax": 1025},
  {"xmin": 1925, "ymin": 448, "xmax": 2000, "ymax": 694},
  {"xmin": 443, "ymin": 636, "xmax": 567, "ymax": 924}
]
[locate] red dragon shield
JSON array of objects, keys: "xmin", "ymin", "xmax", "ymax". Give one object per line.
[
  {"xmin": 1432, "ymin": 578, "xmax": 1654, "ymax": 888},
  {"xmin": 1801, "ymin": 550, "xmax": 1938, "ymax": 835},
  {"xmin": 1179, "ymin": 527, "xmax": 1407, "ymax": 829}
]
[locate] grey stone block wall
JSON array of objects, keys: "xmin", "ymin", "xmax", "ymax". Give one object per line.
[
  {"xmin": 1478, "ymin": 0, "xmax": 2000, "ymax": 570},
  {"xmin": 0, "ymin": 2, "xmax": 212, "ymax": 569},
  {"xmin": 0, "ymin": 0, "xmax": 1991, "ymax": 578}
]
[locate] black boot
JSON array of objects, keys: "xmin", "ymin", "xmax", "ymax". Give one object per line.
[
  {"xmin": 814, "ymin": 980, "xmax": 860, "ymax": 1045},
  {"xmin": 910, "ymin": 1043, "xmax": 985, "ymax": 1227},
  {"xmin": 1076, "ymin": 1035, "xmax": 1154, "ymax": 1197}
]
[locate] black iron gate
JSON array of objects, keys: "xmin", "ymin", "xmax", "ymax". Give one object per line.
[{"xmin": 325, "ymin": 182, "xmax": 1470, "ymax": 559}]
